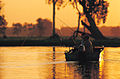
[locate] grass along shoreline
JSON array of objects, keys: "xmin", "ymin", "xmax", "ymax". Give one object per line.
[{"xmin": 0, "ymin": 37, "xmax": 120, "ymax": 47}]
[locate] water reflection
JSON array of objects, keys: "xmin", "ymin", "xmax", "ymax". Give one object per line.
[
  {"xmin": 0, "ymin": 47, "xmax": 119, "ymax": 79},
  {"xmin": 99, "ymin": 47, "xmax": 120, "ymax": 79},
  {"xmin": 66, "ymin": 62, "xmax": 99, "ymax": 79},
  {"xmin": 52, "ymin": 47, "xmax": 56, "ymax": 79}
]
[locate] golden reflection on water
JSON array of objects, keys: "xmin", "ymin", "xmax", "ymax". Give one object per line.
[
  {"xmin": 0, "ymin": 47, "xmax": 119, "ymax": 79},
  {"xmin": 99, "ymin": 47, "xmax": 120, "ymax": 79},
  {"xmin": 0, "ymin": 46, "xmax": 71, "ymax": 79},
  {"xmin": 99, "ymin": 49, "xmax": 104, "ymax": 79}
]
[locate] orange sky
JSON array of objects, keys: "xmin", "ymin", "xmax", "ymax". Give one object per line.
[{"xmin": 3, "ymin": 0, "xmax": 120, "ymax": 28}]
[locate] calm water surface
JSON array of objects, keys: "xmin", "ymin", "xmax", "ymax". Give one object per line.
[{"xmin": 0, "ymin": 46, "xmax": 120, "ymax": 79}]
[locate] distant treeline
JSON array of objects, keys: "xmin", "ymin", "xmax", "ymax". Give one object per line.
[{"xmin": 0, "ymin": 18, "xmax": 120, "ymax": 37}]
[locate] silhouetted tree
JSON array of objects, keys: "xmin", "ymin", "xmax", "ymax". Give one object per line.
[
  {"xmin": 23, "ymin": 22, "xmax": 33, "ymax": 30},
  {"xmin": 36, "ymin": 18, "xmax": 43, "ymax": 29},
  {"xmin": 36, "ymin": 18, "xmax": 52, "ymax": 36},
  {"xmin": 26, "ymin": 23, "xmax": 34, "ymax": 37},
  {"xmin": 36, "ymin": 18, "xmax": 43, "ymax": 36},
  {"xmin": 12, "ymin": 23, "xmax": 22, "ymax": 36},
  {"xmin": 21, "ymin": 22, "xmax": 34, "ymax": 37},
  {"xmin": 0, "ymin": 1, "xmax": 7, "ymax": 38},
  {"xmin": 47, "ymin": 0, "xmax": 109, "ymax": 39},
  {"xmin": 23, "ymin": 22, "xmax": 28, "ymax": 31},
  {"xmin": 42, "ymin": 19, "xmax": 52, "ymax": 36}
]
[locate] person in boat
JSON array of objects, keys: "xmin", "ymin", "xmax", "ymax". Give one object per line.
[{"xmin": 81, "ymin": 33, "xmax": 93, "ymax": 54}]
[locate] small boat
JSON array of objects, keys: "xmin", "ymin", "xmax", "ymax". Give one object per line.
[
  {"xmin": 65, "ymin": 46, "xmax": 104, "ymax": 62},
  {"xmin": 64, "ymin": 26, "xmax": 104, "ymax": 62}
]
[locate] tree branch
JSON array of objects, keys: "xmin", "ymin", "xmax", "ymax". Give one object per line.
[
  {"xmin": 74, "ymin": 1, "xmax": 81, "ymax": 31},
  {"xmin": 81, "ymin": 20, "xmax": 91, "ymax": 31},
  {"xmin": 74, "ymin": 30, "xmax": 93, "ymax": 37},
  {"xmin": 78, "ymin": 0, "xmax": 82, "ymax": 4}
]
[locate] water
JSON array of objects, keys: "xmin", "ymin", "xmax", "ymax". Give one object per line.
[
  {"xmin": 99, "ymin": 47, "xmax": 120, "ymax": 79},
  {"xmin": 0, "ymin": 47, "xmax": 120, "ymax": 79}
]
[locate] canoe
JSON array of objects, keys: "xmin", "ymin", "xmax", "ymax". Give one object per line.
[{"xmin": 65, "ymin": 47, "xmax": 104, "ymax": 62}]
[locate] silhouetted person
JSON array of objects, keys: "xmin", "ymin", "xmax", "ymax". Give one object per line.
[{"xmin": 81, "ymin": 33, "xmax": 93, "ymax": 54}]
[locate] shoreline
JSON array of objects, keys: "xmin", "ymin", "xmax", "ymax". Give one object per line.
[{"xmin": 0, "ymin": 37, "xmax": 120, "ymax": 47}]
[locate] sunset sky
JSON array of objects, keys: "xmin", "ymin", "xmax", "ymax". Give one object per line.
[{"xmin": 3, "ymin": 0, "xmax": 120, "ymax": 28}]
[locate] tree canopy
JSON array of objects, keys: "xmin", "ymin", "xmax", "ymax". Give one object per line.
[
  {"xmin": 0, "ymin": 1, "xmax": 7, "ymax": 38},
  {"xmin": 47, "ymin": 0, "xmax": 109, "ymax": 39},
  {"xmin": 0, "ymin": 1, "xmax": 7, "ymax": 26},
  {"xmin": 48, "ymin": 0, "xmax": 109, "ymax": 24}
]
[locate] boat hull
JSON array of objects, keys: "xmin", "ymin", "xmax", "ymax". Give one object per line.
[{"xmin": 65, "ymin": 47, "xmax": 104, "ymax": 62}]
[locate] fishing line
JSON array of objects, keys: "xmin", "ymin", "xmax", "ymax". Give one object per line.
[{"xmin": 56, "ymin": 16, "xmax": 75, "ymax": 32}]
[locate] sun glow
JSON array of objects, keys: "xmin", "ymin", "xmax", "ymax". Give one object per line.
[
  {"xmin": 3, "ymin": 0, "xmax": 120, "ymax": 27},
  {"xmin": 99, "ymin": 49, "xmax": 104, "ymax": 79}
]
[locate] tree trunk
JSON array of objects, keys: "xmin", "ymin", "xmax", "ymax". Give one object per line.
[
  {"xmin": 86, "ymin": 14, "xmax": 105, "ymax": 39},
  {"xmin": 53, "ymin": 0, "xmax": 56, "ymax": 36},
  {"xmin": 82, "ymin": 5, "xmax": 106, "ymax": 40}
]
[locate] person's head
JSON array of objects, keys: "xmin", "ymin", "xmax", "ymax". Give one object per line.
[{"xmin": 81, "ymin": 33, "xmax": 89, "ymax": 40}]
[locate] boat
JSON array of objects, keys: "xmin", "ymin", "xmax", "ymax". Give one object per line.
[
  {"xmin": 65, "ymin": 46, "xmax": 104, "ymax": 61},
  {"xmin": 64, "ymin": 31, "xmax": 104, "ymax": 62}
]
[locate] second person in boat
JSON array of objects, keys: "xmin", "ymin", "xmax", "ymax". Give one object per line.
[{"xmin": 81, "ymin": 33, "xmax": 93, "ymax": 54}]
